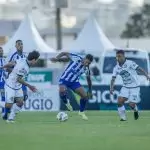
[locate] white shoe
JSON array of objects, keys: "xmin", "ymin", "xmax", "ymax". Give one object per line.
[
  {"xmin": 6, "ymin": 119, "xmax": 15, "ymax": 123},
  {"xmin": 78, "ymin": 111, "xmax": 88, "ymax": 120}
]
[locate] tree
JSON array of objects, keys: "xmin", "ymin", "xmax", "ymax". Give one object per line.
[{"xmin": 121, "ymin": 4, "xmax": 150, "ymax": 38}]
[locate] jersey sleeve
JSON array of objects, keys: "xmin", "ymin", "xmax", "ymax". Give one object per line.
[
  {"xmin": 112, "ymin": 66, "xmax": 118, "ymax": 78},
  {"xmin": 130, "ymin": 61, "xmax": 139, "ymax": 70},
  {"xmin": 69, "ymin": 53, "xmax": 82, "ymax": 61},
  {"xmin": 5, "ymin": 52, "xmax": 16, "ymax": 63}
]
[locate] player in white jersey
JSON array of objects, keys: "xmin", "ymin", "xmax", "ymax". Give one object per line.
[
  {"xmin": 110, "ymin": 50, "xmax": 150, "ymax": 121},
  {"xmin": 51, "ymin": 52, "xmax": 93, "ymax": 120},
  {"xmin": 2, "ymin": 40, "xmax": 27, "ymax": 120},
  {"xmin": 0, "ymin": 50, "xmax": 40, "ymax": 122}
]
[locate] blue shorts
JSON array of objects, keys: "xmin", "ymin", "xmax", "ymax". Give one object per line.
[
  {"xmin": 59, "ymin": 80, "xmax": 81, "ymax": 91},
  {"xmin": 0, "ymin": 82, "xmax": 5, "ymax": 89}
]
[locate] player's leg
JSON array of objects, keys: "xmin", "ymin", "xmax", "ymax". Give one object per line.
[
  {"xmin": 73, "ymin": 83, "xmax": 88, "ymax": 120},
  {"xmin": 0, "ymin": 85, "xmax": 15, "ymax": 121},
  {"xmin": 128, "ymin": 87, "xmax": 140, "ymax": 120},
  {"xmin": 0, "ymin": 89, "xmax": 5, "ymax": 116},
  {"xmin": 59, "ymin": 83, "xmax": 73, "ymax": 111},
  {"xmin": 7, "ymin": 89, "xmax": 24, "ymax": 121},
  {"xmin": 22, "ymin": 85, "xmax": 28, "ymax": 101},
  {"xmin": 118, "ymin": 87, "xmax": 129, "ymax": 121}
]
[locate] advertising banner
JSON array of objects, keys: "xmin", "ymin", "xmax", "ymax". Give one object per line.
[
  {"xmin": 27, "ymin": 70, "xmax": 52, "ymax": 83},
  {"xmin": 60, "ymin": 86, "xmax": 150, "ymax": 110},
  {"xmin": 22, "ymin": 85, "xmax": 60, "ymax": 111}
]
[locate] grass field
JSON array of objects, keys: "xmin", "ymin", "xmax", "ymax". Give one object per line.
[{"xmin": 0, "ymin": 111, "xmax": 150, "ymax": 150}]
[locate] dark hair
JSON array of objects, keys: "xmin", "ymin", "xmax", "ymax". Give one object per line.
[
  {"xmin": 0, "ymin": 47, "xmax": 3, "ymax": 49},
  {"xmin": 116, "ymin": 50, "xmax": 125, "ymax": 55},
  {"xmin": 86, "ymin": 54, "xmax": 94, "ymax": 62},
  {"xmin": 27, "ymin": 50, "xmax": 40, "ymax": 61},
  {"xmin": 16, "ymin": 40, "xmax": 22, "ymax": 44}
]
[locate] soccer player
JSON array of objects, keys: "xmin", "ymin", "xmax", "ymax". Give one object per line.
[
  {"xmin": 0, "ymin": 47, "xmax": 6, "ymax": 115},
  {"xmin": 3, "ymin": 40, "xmax": 28, "ymax": 119},
  {"xmin": 0, "ymin": 50, "xmax": 40, "ymax": 122},
  {"xmin": 110, "ymin": 50, "xmax": 150, "ymax": 121},
  {"xmin": 51, "ymin": 52, "xmax": 93, "ymax": 120}
]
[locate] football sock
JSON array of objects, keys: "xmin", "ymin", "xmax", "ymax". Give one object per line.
[
  {"xmin": 8, "ymin": 103, "xmax": 21, "ymax": 120},
  {"xmin": 1, "ymin": 95, "xmax": 5, "ymax": 113},
  {"xmin": 130, "ymin": 104, "xmax": 138, "ymax": 112},
  {"xmin": 60, "ymin": 93, "xmax": 68, "ymax": 104},
  {"xmin": 80, "ymin": 98, "xmax": 87, "ymax": 112},
  {"xmin": 118, "ymin": 105, "xmax": 126, "ymax": 120}
]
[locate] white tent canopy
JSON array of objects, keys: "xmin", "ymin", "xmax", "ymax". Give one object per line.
[
  {"xmin": 3, "ymin": 15, "xmax": 56, "ymax": 58},
  {"xmin": 63, "ymin": 16, "xmax": 115, "ymax": 54}
]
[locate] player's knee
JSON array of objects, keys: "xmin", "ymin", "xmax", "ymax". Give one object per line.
[
  {"xmin": 16, "ymin": 101, "xmax": 24, "ymax": 107},
  {"xmin": 129, "ymin": 102, "xmax": 135, "ymax": 109},
  {"xmin": 5, "ymin": 103, "xmax": 13, "ymax": 108},
  {"xmin": 81, "ymin": 94, "xmax": 88, "ymax": 100},
  {"xmin": 118, "ymin": 97, "xmax": 125, "ymax": 106},
  {"xmin": 59, "ymin": 90, "xmax": 68, "ymax": 104}
]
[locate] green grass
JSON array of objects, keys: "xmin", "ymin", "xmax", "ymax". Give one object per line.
[{"xmin": 0, "ymin": 111, "xmax": 150, "ymax": 150}]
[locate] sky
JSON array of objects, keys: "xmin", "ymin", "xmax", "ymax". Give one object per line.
[{"xmin": 99, "ymin": 0, "xmax": 144, "ymax": 6}]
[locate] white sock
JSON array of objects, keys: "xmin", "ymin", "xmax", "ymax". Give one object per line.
[
  {"xmin": 118, "ymin": 105, "xmax": 126, "ymax": 120},
  {"xmin": 134, "ymin": 104, "xmax": 138, "ymax": 112},
  {"xmin": 8, "ymin": 103, "xmax": 21, "ymax": 120},
  {"xmin": 0, "ymin": 101, "xmax": 5, "ymax": 108}
]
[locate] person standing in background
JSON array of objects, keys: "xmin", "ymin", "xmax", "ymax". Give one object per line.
[{"xmin": 0, "ymin": 47, "xmax": 6, "ymax": 116}]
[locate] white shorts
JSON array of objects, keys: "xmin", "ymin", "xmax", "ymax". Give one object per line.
[
  {"xmin": 119, "ymin": 87, "xmax": 140, "ymax": 103},
  {"xmin": 5, "ymin": 85, "xmax": 23, "ymax": 103}
]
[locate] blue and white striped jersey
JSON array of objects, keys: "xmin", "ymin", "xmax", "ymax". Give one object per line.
[
  {"xmin": 60, "ymin": 53, "xmax": 89, "ymax": 82},
  {"xmin": 6, "ymin": 51, "xmax": 26, "ymax": 63},
  {"xmin": 0, "ymin": 57, "xmax": 6, "ymax": 82}
]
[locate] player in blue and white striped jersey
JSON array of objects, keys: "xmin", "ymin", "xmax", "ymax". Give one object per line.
[
  {"xmin": 51, "ymin": 52, "xmax": 93, "ymax": 120},
  {"xmin": 2, "ymin": 40, "xmax": 27, "ymax": 120},
  {"xmin": 0, "ymin": 47, "xmax": 6, "ymax": 115}
]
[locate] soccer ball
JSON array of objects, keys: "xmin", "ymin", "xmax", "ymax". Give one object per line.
[{"xmin": 56, "ymin": 112, "xmax": 68, "ymax": 122}]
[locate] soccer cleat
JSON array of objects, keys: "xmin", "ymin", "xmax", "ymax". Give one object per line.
[
  {"xmin": 2, "ymin": 113, "xmax": 8, "ymax": 120},
  {"xmin": 6, "ymin": 119, "xmax": 15, "ymax": 123},
  {"xmin": 66, "ymin": 101, "xmax": 73, "ymax": 111},
  {"xmin": 134, "ymin": 111, "xmax": 139, "ymax": 120},
  {"xmin": 78, "ymin": 111, "xmax": 88, "ymax": 120},
  {"xmin": 120, "ymin": 118, "xmax": 126, "ymax": 121}
]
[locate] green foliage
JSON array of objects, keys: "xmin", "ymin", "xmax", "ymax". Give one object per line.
[{"xmin": 121, "ymin": 4, "xmax": 150, "ymax": 38}]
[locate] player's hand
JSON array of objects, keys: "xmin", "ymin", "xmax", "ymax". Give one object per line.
[
  {"xmin": 87, "ymin": 89, "xmax": 93, "ymax": 99},
  {"xmin": 50, "ymin": 57, "xmax": 58, "ymax": 63},
  {"xmin": 110, "ymin": 88, "xmax": 114, "ymax": 95},
  {"xmin": 28, "ymin": 85, "xmax": 37, "ymax": 92}
]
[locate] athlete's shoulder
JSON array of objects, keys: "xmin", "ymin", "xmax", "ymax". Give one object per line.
[
  {"xmin": 70, "ymin": 53, "xmax": 83, "ymax": 60},
  {"xmin": 126, "ymin": 59, "xmax": 134, "ymax": 64}
]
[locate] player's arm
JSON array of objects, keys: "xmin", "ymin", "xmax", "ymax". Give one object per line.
[
  {"xmin": 51, "ymin": 52, "xmax": 71, "ymax": 63},
  {"xmin": 86, "ymin": 67, "xmax": 92, "ymax": 99},
  {"xmin": 136, "ymin": 67, "xmax": 150, "ymax": 80},
  {"xmin": 110, "ymin": 67, "xmax": 117, "ymax": 94},
  {"xmin": 1, "ymin": 61, "xmax": 16, "ymax": 69},
  {"xmin": 17, "ymin": 75, "xmax": 37, "ymax": 92},
  {"xmin": 110, "ymin": 77, "xmax": 116, "ymax": 94}
]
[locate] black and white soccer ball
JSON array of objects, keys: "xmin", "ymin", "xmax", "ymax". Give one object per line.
[{"xmin": 56, "ymin": 112, "xmax": 68, "ymax": 122}]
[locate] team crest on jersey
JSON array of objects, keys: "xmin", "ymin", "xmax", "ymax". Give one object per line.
[
  {"xmin": 19, "ymin": 68, "xmax": 27, "ymax": 75},
  {"xmin": 123, "ymin": 64, "xmax": 127, "ymax": 68}
]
